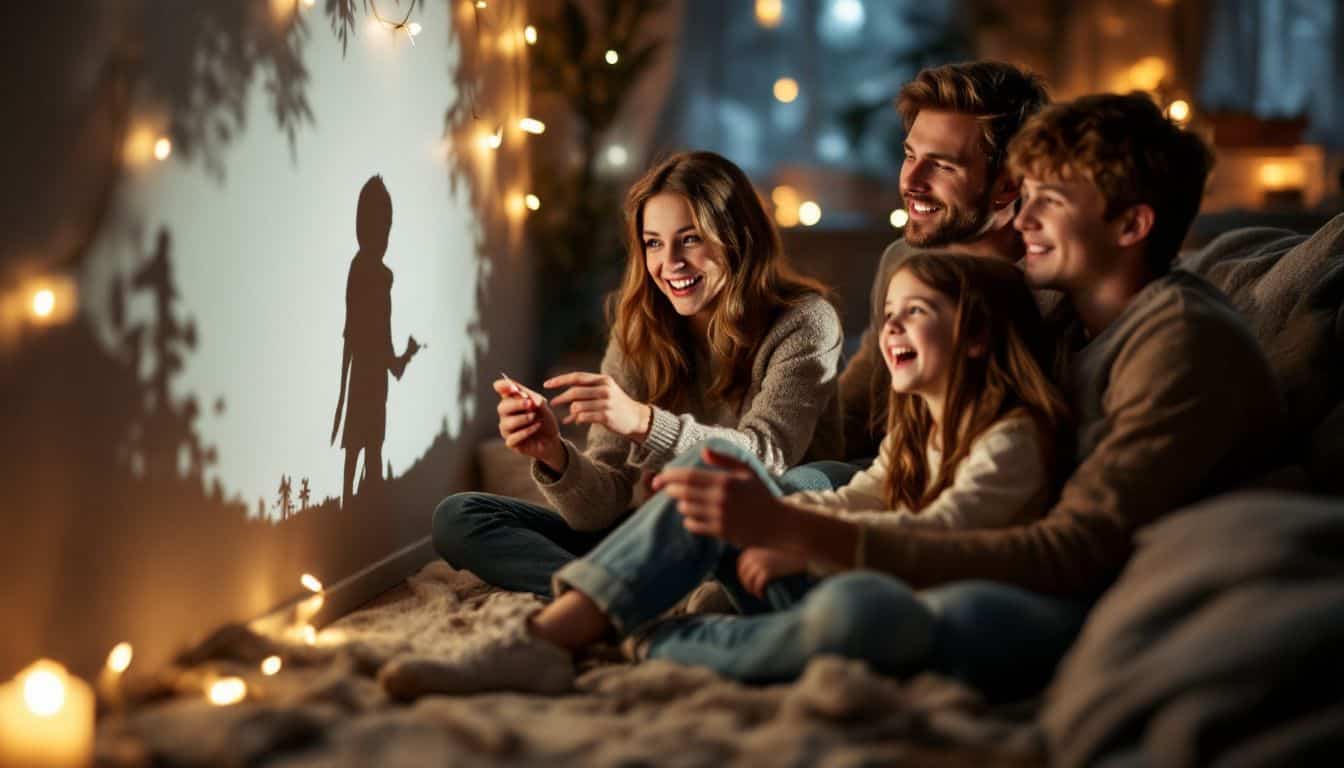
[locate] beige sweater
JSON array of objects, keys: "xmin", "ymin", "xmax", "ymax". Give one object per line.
[
  {"xmin": 533, "ymin": 294, "xmax": 845, "ymax": 531},
  {"xmin": 859, "ymin": 271, "xmax": 1285, "ymax": 595},
  {"xmin": 785, "ymin": 414, "xmax": 1049, "ymax": 531}
]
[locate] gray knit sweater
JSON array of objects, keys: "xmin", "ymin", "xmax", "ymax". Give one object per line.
[{"xmin": 532, "ymin": 293, "xmax": 845, "ymax": 531}]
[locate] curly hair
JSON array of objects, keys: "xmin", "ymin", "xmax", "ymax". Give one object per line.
[{"xmin": 1006, "ymin": 92, "xmax": 1214, "ymax": 275}]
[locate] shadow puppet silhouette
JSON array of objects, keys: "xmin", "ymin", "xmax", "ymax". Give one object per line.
[{"xmin": 332, "ymin": 175, "xmax": 421, "ymax": 510}]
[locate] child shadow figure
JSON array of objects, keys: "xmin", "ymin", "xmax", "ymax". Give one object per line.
[{"xmin": 332, "ymin": 175, "xmax": 421, "ymax": 509}]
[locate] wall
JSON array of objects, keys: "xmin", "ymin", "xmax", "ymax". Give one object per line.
[{"xmin": 0, "ymin": 0, "xmax": 535, "ymax": 680}]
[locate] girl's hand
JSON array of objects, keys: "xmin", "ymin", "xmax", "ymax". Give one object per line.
[
  {"xmin": 737, "ymin": 547, "xmax": 809, "ymax": 598},
  {"xmin": 493, "ymin": 377, "xmax": 566, "ymax": 473},
  {"xmin": 652, "ymin": 448, "xmax": 792, "ymax": 548},
  {"xmin": 546, "ymin": 371, "xmax": 653, "ymax": 442}
]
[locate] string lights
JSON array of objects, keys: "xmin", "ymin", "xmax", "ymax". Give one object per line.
[{"xmin": 370, "ymin": 0, "xmax": 422, "ymax": 46}]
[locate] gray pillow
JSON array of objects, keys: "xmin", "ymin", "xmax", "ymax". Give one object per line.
[{"xmin": 1179, "ymin": 214, "xmax": 1344, "ymax": 491}]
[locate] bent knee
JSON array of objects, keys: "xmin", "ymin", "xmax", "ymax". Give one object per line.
[
  {"xmin": 431, "ymin": 492, "xmax": 492, "ymax": 564},
  {"xmin": 797, "ymin": 572, "xmax": 934, "ymax": 671}
]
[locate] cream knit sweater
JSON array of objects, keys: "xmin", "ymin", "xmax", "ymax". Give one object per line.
[
  {"xmin": 785, "ymin": 414, "xmax": 1049, "ymax": 532},
  {"xmin": 533, "ymin": 294, "xmax": 844, "ymax": 531}
]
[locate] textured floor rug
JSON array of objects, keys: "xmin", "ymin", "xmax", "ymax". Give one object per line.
[{"xmin": 95, "ymin": 562, "xmax": 1044, "ymax": 767}]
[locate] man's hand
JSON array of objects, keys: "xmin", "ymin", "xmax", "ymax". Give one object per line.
[
  {"xmin": 737, "ymin": 547, "xmax": 808, "ymax": 598},
  {"xmin": 652, "ymin": 447, "xmax": 793, "ymax": 548},
  {"xmin": 546, "ymin": 371, "xmax": 652, "ymax": 442}
]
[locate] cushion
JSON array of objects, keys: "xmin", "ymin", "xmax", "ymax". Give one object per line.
[{"xmin": 1179, "ymin": 213, "xmax": 1344, "ymax": 491}]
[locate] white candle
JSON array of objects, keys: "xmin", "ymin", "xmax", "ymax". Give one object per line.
[{"xmin": 0, "ymin": 660, "xmax": 94, "ymax": 768}]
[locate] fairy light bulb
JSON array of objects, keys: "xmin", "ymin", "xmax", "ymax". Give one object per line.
[
  {"xmin": 605, "ymin": 49, "xmax": 619, "ymax": 65},
  {"xmin": 524, "ymin": 25, "xmax": 537, "ymax": 44},
  {"xmin": 153, "ymin": 137, "xmax": 172, "ymax": 161},
  {"xmin": 525, "ymin": 194, "xmax": 540, "ymax": 211},
  {"xmin": 300, "ymin": 573, "xmax": 323, "ymax": 593},
  {"xmin": 798, "ymin": 201, "xmax": 821, "ymax": 226},
  {"xmin": 32, "ymin": 289, "xmax": 55, "ymax": 318},
  {"xmin": 518, "ymin": 117, "xmax": 546, "ymax": 134},
  {"xmin": 889, "ymin": 209, "xmax": 909, "ymax": 228},
  {"xmin": 261, "ymin": 656, "xmax": 282, "ymax": 676},
  {"xmin": 106, "ymin": 643, "xmax": 133, "ymax": 674},
  {"xmin": 207, "ymin": 677, "xmax": 246, "ymax": 706}
]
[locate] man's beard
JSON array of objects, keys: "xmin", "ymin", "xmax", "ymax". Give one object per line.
[{"xmin": 903, "ymin": 183, "xmax": 996, "ymax": 248}]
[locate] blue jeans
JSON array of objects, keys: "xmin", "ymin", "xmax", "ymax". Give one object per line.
[
  {"xmin": 777, "ymin": 459, "xmax": 865, "ymax": 494},
  {"xmin": 558, "ymin": 438, "xmax": 1092, "ymax": 698},
  {"xmin": 432, "ymin": 452, "xmax": 835, "ymax": 597}
]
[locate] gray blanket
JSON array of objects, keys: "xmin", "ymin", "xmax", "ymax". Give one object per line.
[
  {"xmin": 1042, "ymin": 491, "xmax": 1344, "ymax": 767},
  {"xmin": 1180, "ymin": 213, "xmax": 1344, "ymax": 490}
]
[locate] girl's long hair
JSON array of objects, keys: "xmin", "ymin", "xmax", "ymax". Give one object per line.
[
  {"xmin": 881, "ymin": 251, "xmax": 1072, "ymax": 511},
  {"xmin": 610, "ymin": 151, "xmax": 829, "ymax": 407}
]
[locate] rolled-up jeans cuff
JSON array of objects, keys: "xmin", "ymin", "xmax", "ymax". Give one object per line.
[{"xmin": 552, "ymin": 558, "xmax": 645, "ymax": 635}]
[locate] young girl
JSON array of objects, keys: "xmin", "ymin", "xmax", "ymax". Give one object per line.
[
  {"xmin": 381, "ymin": 251, "xmax": 1071, "ymax": 697},
  {"xmin": 431, "ymin": 151, "xmax": 844, "ymax": 597}
]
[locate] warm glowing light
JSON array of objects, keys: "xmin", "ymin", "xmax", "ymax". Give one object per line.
[
  {"xmin": 153, "ymin": 137, "xmax": 172, "ymax": 161},
  {"xmin": 479, "ymin": 124, "xmax": 504, "ymax": 150},
  {"xmin": 773, "ymin": 77, "xmax": 799, "ymax": 103},
  {"xmin": 261, "ymin": 656, "xmax": 282, "ymax": 676},
  {"xmin": 21, "ymin": 662, "xmax": 67, "ymax": 716},
  {"xmin": 771, "ymin": 185, "xmax": 799, "ymax": 205},
  {"xmin": 755, "ymin": 0, "xmax": 783, "ymax": 27},
  {"xmin": 775, "ymin": 206, "xmax": 800, "ymax": 228},
  {"xmin": 207, "ymin": 677, "xmax": 246, "ymax": 706},
  {"xmin": 301, "ymin": 0, "xmax": 315, "ymax": 7},
  {"xmin": 1116, "ymin": 56, "xmax": 1168, "ymax": 92},
  {"xmin": 890, "ymin": 208, "xmax": 909, "ymax": 228},
  {"xmin": 606, "ymin": 144, "xmax": 629, "ymax": 167},
  {"xmin": 525, "ymin": 194, "xmax": 541, "ymax": 211},
  {"xmin": 1258, "ymin": 160, "xmax": 1307, "ymax": 191},
  {"xmin": 798, "ymin": 201, "xmax": 822, "ymax": 226},
  {"xmin": 507, "ymin": 192, "xmax": 527, "ymax": 218},
  {"xmin": 1166, "ymin": 99, "xmax": 1191, "ymax": 123},
  {"xmin": 301, "ymin": 624, "xmax": 317, "ymax": 645},
  {"xmin": 524, "ymin": 25, "xmax": 537, "ymax": 44},
  {"xmin": 475, "ymin": 0, "xmax": 487, "ymax": 8},
  {"xmin": 519, "ymin": 117, "xmax": 546, "ymax": 134},
  {"xmin": 300, "ymin": 573, "xmax": 323, "ymax": 593},
  {"xmin": 408, "ymin": 21, "xmax": 422, "ymax": 36},
  {"xmin": 31, "ymin": 289, "xmax": 55, "ymax": 318},
  {"xmin": 605, "ymin": 49, "xmax": 619, "ymax": 65},
  {"xmin": 106, "ymin": 643, "xmax": 133, "ymax": 674}
]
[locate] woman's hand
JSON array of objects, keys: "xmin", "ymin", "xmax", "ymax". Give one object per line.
[
  {"xmin": 737, "ymin": 547, "xmax": 809, "ymax": 598},
  {"xmin": 652, "ymin": 448, "xmax": 795, "ymax": 549},
  {"xmin": 546, "ymin": 371, "xmax": 653, "ymax": 442},
  {"xmin": 494, "ymin": 377, "xmax": 566, "ymax": 473}
]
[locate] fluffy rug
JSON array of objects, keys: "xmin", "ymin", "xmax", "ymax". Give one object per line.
[{"xmin": 95, "ymin": 562, "xmax": 1044, "ymax": 766}]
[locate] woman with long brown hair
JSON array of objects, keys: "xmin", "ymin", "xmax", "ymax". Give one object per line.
[
  {"xmin": 380, "ymin": 250, "xmax": 1073, "ymax": 698},
  {"xmin": 429, "ymin": 150, "xmax": 844, "ymax": 597}
]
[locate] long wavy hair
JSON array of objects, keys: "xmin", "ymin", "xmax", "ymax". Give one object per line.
[
  {"xmin": 610, "ymin": 151, "xmax": 829, "ymax": 408},
  {"xmin": 881, "ymin": 251, "xmax": 1071, "ymax": 511}
]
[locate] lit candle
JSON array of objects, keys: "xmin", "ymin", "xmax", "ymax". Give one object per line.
[
  {"xmin": 0, "ymin": 660, "xmax": 94, "ymax": 768},
  {"xmin": 96, "ymin": 643, "xmax": 133, "ymax": 713}
]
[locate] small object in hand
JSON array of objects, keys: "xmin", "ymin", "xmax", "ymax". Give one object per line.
[{"xmin": 499, "ymin": 372, "xmax": 533, "ymax": 407}]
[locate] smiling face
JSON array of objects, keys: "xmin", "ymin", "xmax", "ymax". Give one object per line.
[
  {"xmin": 1014, "ymin": 175, "xmax": 1120, "ymax": 292},
  {"xmin": 642, "ymin": 192, "xmax": 727, "ymax": 328},
  {"xmin": 900, "ymin": 109, "xmax": 996, "ymax": 247},
  {"xmin": 880, "ymin": 268, "xmax": 960, "ymax": 410}
]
